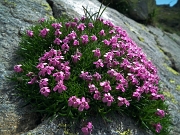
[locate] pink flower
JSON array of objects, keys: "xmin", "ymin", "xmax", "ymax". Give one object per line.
[
  {"xmin": 88, "ymin": 23, "xmax": 94, "ymax": 28},
  {"xmin": 53, "ymin": 71, "xmax": 65, "ymax": 81},
  {"xmin": 68, "ymin": 96, "xmax": 81, "ymax": 108},
  {"xmin": 93, "ymin": 59, "xmax": 104, "ymax": 68},
  {"xmin": 102, "ymin": 93, "xmax": 114, "ymax": 106},
  {"xmin": 117, "ymin": 96, "xmax": 130, "ymax": 107},
  {"xmin": 81, "ymin": 35, "xmax": 89, "ymax": 44},
  {"xmin": 77, "ymin": 23, "xmax": 86, "ymax": 31},
  {"xmin": 102, "ymin": 39, "xmax": 110, "ymax": 46},
  {"xmin": 93, "ymin": 90, "xmax": 101, "ymax": 100},
  {"xmin": 73, "ymin": 40, "xmax": 79, "ymax": 46},
  {"xmin": 99, "ymin": 29, "xmax": 106, "ymax": 36},
  {"xmin": 38, "ymin": 65, "xmax": 54, "ymax": 76},
  {"xmin": 28, "ymin": 76, "xmax": 37, "ymax": 84},
  {"xmin": 40, "ymin": 87, "xmax": 50, "ymax": 97},
  {"xmin": 78, "ymin": 97, "xmax": 90, "ymax": 112},
  {"xmin": 14, "ymin": 64, "xmax": 23, "ymax": 72},
  {"xmin": 74, "ymin": 17, "xmax": 79, "ymax": 22},
  {"xmin": 107, "ymin": 69, "xmax": 117, "ymax": 77},
  {"xmin": 70, "ymin": 22, "xmax": 77, "ymax": 28},
  {"xmin": 53, "ymin": 80, "xmax": 67, "ymax": 93},
  {"xmin": 61, "ymin": 43, "xmax": 69, "ymax": 53},
  {"xmin": 52, "ymin": 23, "xmax": 62, "ymax": 29},
  {"xmin": 92, "ymin": 48, "xmax": 101, "ymax": 57},
  {"xmin": 88, "ymin": 84, "xmax": 98, "ymax": 93},
  {"xmin": 154, "ymin": 123, "xmax": 162, "ymax": 133},
  {"xmin": 39, "ymin": 78, "xmax": 48, "ymax": 88},
  {"xmin": 156, "ymin": 109, "xmax": 165, "ymax": 118},
  {"xmin": 27, "ymin": 30, "xmax": 33, "ymax": 37},
  {"xmin": 91, "ymin": 35, "xmax": 97, "ymax": 41},
  {"xmin": 80, "ymin": 71, "xmax": 89, "ymax": 80},
  {"xmin": 93, "ymin": 72, "xmax": 101, "ymax": 81},
  {"xmin": 133, "ymin": 91, "xmax": 141, "ymax": 100},
  {"xmin": 39, "ymin": 28, "xmax": 49, "ymax": 37},
  {"xmin": 68, "ymin": 31, "xmax": 77, "ymax": 40},
  {"xmin": 81, "ymin": 122, "xmax": 93, "ymax": 135},
  {"xmin": 54, "ymin": 29, "xmax": 62, "ymax": 36},
  {"xmin": 54, "ymin": 38, "xmax": 62, "ymax": 45},
  {"xmin": 100, "ymin": 80, "xmax": 111, "ymax": 92},
  {"xmin": 116, "ymin": 83, "xmax": 125, "ymax": 92}
]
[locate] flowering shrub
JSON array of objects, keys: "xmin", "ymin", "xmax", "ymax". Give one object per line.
[{"xmin": 11, "ymin": 9, "xmax": 171, "ymax": 135}]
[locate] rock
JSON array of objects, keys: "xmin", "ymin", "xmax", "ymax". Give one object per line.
[
  {"xmin": 174, "ymin": 0, "xmax": 180, "ymax": 8},
  {"xmin": 128, "ymin": 0, "xmax": 156, "ymax": 21},
  {"xmin": 0, "ymin": 0, "xmax": 180, "ymax": 135}
]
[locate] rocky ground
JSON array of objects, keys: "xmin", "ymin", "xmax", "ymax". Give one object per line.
[{"xmin": 0, "ymin": 0, "xmax": 180, "ymax": 135}]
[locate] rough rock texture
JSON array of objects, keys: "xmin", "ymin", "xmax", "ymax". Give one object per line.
[
  {"xmin": 0, "ymin": 0, "xmax": 180, "ymax": 135},
  {"xmin": 128, "ymin": 0, "xmax": 156, "ymax": 21}
]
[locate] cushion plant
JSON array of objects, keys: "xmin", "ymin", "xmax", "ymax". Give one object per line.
[{"xmin": 11, "ymin": 5, "xmax": 171, "ymax": 135}]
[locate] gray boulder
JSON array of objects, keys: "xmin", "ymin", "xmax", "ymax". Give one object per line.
[{"xmin": 128, "ymin": 0, "xmax": 156, "ymax": 21}]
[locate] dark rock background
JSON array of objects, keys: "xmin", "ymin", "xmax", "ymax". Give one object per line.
[{"xmin": 0, "ymin": 0, "xmax": 180, "ymax": 134}]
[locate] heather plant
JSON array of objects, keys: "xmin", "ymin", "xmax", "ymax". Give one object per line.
[{"xmin": 11, "ymin": 4, "xmax": 171, "ymax": 135}]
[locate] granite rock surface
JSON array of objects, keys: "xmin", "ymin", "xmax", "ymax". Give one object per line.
[{"xmin": 0, "ymin": 0, "xmax": 180, "ymax": 135}]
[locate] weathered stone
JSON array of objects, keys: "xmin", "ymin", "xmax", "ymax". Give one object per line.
[
  {"xmin": 0, "ymin": 0, "xmax": 180, "ymax": 135},
  {"xmin": 174, "ymin": 0, "xmax": 180, "ymax": 8},
  {"xmin": 128, "ymin": 0, "xmax": 156, "ymax": 21}
]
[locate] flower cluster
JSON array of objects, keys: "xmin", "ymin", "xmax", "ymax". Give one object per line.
[{"xmin": 13, "ymin": 15, "xmax": 170, "ymax": 135}]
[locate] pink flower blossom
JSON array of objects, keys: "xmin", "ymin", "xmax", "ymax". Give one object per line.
[
  {"xmin": 102, "ymin": 93, "xmax": 114, "ymax": 106},
  {"xmin": 102, "ymin": 39, "xmax": 110, "ymax": 46},
  {"xmin": 70, "ymin": 22, "xmax": 77, "ymax": 28},
  {"xmin": 39, "ymin": 28, "xmax": 49, "ymax": 37},
  {"xmin": 68, "ymin": 96, "xmax": 81, "ymax": 108},
  {"xmin": 91, "ymin": 35, "xmax": 97, "ymax": 41},
  {"xmin": 93, "ymin": 72, "xmax": 101, "ymax": 81},
  {"xmin": 92, "ymin": 48, "xmax": 101, "ymax": 57},
  {"xmin": 40, "ymin": 87, "xmax": 50, "ymax": 97},
  {"xmin": 133, "ymin": 91, "xmax": 141, "ymax": 100},
  {"xmin": 117, "ymin": 96, "xmax": 130, "ymax": 107},
  {"xmin": 78, "ymin": 97, "xmax": 90, "ymax": 111},
  {"xmin": 154, "ymin": 123, "xmax": 162, "ymax": 133},
  {"xmin": 88, "ymin": 23, "xmax": 94, "ymax": 28},
  {"xmin": 28, "ymin": 76, "xmax": 37, "ymax": 84},
  {"xmin": 77, "ymin": 23, "xmax": 86, "ymax": 31},
  {"xmin": 38, "ymin": 65, "xmax": 54, "ymax": 76},
  {"xmin": 93, "ymin": 59, "xmax": 104, "ymax": 68},
  {"xmin": 53, "ymin": 80, "xmax": 67, "ymax": 93},
  {"xmin": 71, "ymin": 50, "xmax": 82, "ymax": 63},
  {"xmin": 53, "ymin": 71, "xmax": 65, "ymax": 81},
  {"xmin": 68, "ymin": 31, "xmax": 77, "ymax": 40},
  {"xmin": 88, "ymin": 84, "xmax": 98, "ymax": 93},
  {"xmin": 81, "ymin": 34, "xmax": 89, "ymax": 44},
  {"xmin": 99, "ymin": 29, "xmax": 106, "ymax": 36},
  {"xmin": 54, "ymin": 38, "xmax": 62, "ymax": 45},
  {"xmin": 116, "ymin": 83, "xmax": 125, "ymax": 92},
  {"xmin": 100, "ymin": 80, "xmax": 111, "ymax": 92},
  {"xmin": 93, "ymin": 90, "xmax": 101, "ymax": 100},
  {"xmin": 14, "ymin": 64, "xmax": 23, "ymax": 72},
  {"xmin": 73, "ymin": 40, "xmax": 79, "ymax": 46},
  {"xmin": 27, "ymin": 30, "xmax": 33, "ymax": 37},
  {"xmin": 54, "ymin": 29, "xmax": 62, "ymax": 36},
  {"xmin": 156, "ymin": 109, "xmax": 165, "ymax": 118},
  {"xmin": 39, "ymin": 78, "xmax": 48, "ymax": 88},
  {"xmin": 81, "ymin": 122, "xmax": 93, "ymax": 135},
  {"xmin": 74, "ymin": 17, "xmax": 79, "ymax": 22},
  {"xmin": 61, "ymin": 43, "xmax": 69, "ymax": 53},
  {"xmin": 52, "ymin": 23, "xmax": 62, "ymax": 29}
]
